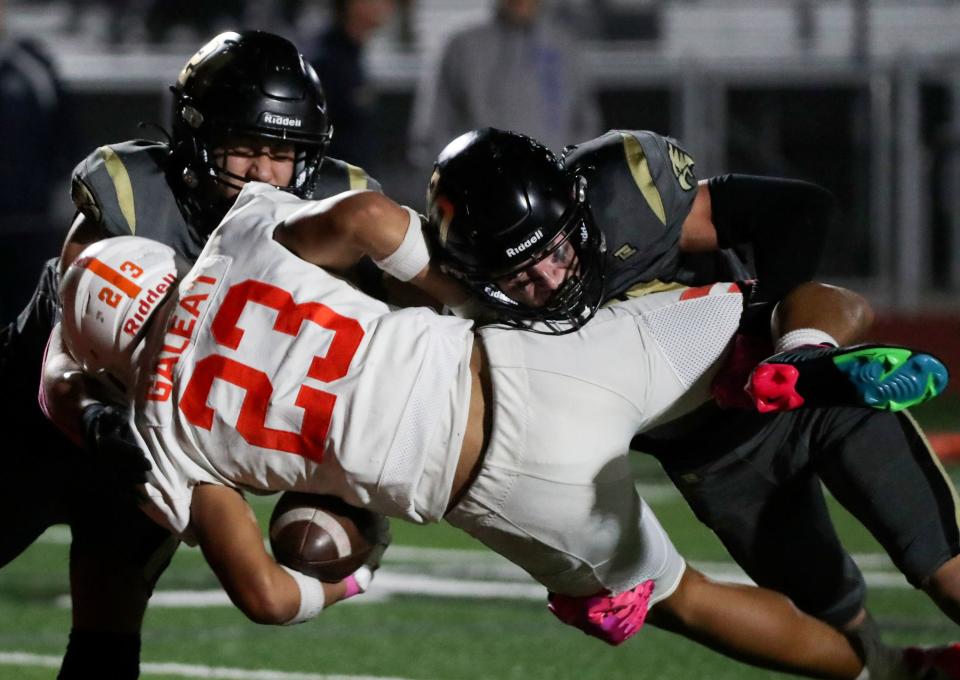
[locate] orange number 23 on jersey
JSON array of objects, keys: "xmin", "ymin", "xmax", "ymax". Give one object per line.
[{"xmin": 179, "ymin": 279, "xmax": 363, "ymax": 462}]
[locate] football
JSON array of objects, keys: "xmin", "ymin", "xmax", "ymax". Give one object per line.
[{"xmin": 268, "ymin": 492, "xmax": 375, "ymax": 582}]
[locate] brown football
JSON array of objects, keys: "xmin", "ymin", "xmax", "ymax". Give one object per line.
[{"xmin": 268, "ymin": 492, "xmax": 375, "ymax": 582}]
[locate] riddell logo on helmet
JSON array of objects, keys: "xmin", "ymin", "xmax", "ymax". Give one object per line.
[
  {"xmin": 261, "ymin": 112, "xmax": 303, "ymax": 128},
  {"xmin": 123, "ymin": 272, "xmax": 177, "ymax": 336},
  {"xmin": 505, "ymin": 229, "xmax": 544, "ymax": 258}
]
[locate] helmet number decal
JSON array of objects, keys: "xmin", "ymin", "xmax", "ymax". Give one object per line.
[
  {"xmin": 98, "ymin": 287, "xmax": 123, "ymax": 309},
  {"xmin": 179, "ymin": 279, "xmax": 364, "ymax": 462},
  {"xmin": 80, "ymin": 255, "xmax": 148, "ymax": 311},
  {"xmin": 120, "ymin": 260, "xmax": 144, "ymax": 278}
]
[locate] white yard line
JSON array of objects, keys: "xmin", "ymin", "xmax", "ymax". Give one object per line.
[
  {"xmin": 32, "ymin": 526, "xmax": 900, "ymax": 571},
  {"xmin": 0, "ymin": 653, "xmax": 412, "ymax": 680},
  {"xmin": 55, "ymin": 571, "xmax": 546, "ymax": 609},
  {"xmin": 52, "ymin": 561, "xmax": 910, "ymax": 611},
  {"xmin": 38, "ymin": 519, "xmax": 909, "ymax": 611}
]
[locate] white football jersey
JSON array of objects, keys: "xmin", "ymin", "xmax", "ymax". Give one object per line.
[
  {"xmin": 448, "ymin": 283, "xmax": 744, "ymax": 597},
  {"xmin": 132, "ymin": 183, "xmax": 475, "ymax": 538}
]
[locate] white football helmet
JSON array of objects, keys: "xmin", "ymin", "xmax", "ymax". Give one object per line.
[{"xmin": 60, "ymin": 236, "xmax": 180, "ymax": 383}]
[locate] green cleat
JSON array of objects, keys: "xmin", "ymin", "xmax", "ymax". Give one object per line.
[{"xmin": 748, "ymin": 344, "xmax": 950, "ymax": 413}]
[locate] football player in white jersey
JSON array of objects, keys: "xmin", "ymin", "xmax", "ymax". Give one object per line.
[
  {"xmin": 422, "ymin": 129, "xmax": 960, "ymax": 680},
  {"xmin": 46, "ymin": 182, "xmax": 944, "ymax": 679},
  {"xmin": 17, "ymin": 32, "xmax": 385, "ymax": 678}
]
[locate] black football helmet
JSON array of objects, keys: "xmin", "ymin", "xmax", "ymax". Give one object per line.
[
  {"xmin": 426, "ymin": 128, "xmax": 605, "ymax": 334},
  {"xmin": 169, "ymin": 31, "xmax": 332, "ymax": 231}
]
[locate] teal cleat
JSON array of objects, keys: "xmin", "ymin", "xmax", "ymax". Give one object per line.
[{"xmin": 747, "ymin": 344, "xmax": 950, "ymax": 413}]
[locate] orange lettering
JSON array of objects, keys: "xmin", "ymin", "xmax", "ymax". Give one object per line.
[
  {"xmin": 161, "ymin": 337, "xmax": 190, "ymax": 354},
  {"xmin": 180, "ymin": 293, "xmax": 208, "ymax": 318},
  {"xmin": 169, "ymin": 315, "xmax": 196, "ymax": 339},
  {"xmin": 155, "ymin": 355, "xmax": 179, "ymax": 382},
  {"xmin": 146, "ymin": 379, "xmax": 172, "ymax": 402}
]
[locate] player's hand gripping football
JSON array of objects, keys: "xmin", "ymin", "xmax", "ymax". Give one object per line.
[
  {"xmin": 81, "ymin": 403, "xmax": 152, "ymax": 498},
  {"xmin": 363, "ymin": 513, "xmax": 391, "ymax": 572},
  {"xmin": 269, "ymin": 493, "xmax": 392, "ymax": 603}
]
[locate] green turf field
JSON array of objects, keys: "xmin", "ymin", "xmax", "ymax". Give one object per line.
[{"xmin": 1, "ymin": 398, "xmax": 957, "ymax": 679}]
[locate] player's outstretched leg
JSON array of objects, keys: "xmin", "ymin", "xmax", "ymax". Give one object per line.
[
  {"xmin": 747, "ymin": 344, "xmax": 949, "ymax": 413},
  {"xmin": 646, "ymin": 567, "xmax": 865, "ymax": 679}
]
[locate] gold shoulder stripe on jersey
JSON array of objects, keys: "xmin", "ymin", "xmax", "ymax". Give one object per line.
[
  {"xmin": 346, "ymin": 164, "xmax": 368, "ymax": 191},
  {"xmin": 621, "ymin": 134, "xmax": 666, "ymax": 226},
  {"xmin": 100, "ymin": 146, "xmax": 137, "ymax": 234},
  {"xmin": 667, "ymin": 141, "xmax": 696, "ymax": 192}
]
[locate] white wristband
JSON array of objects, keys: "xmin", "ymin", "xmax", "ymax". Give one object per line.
[
  {"xmin": 775, "ymin": 328, "xmax": 838, "ymax": 354},
  {"xmin": 373, "ymin": 207, "xmax": 430, "ymax": 282},
  {"xmin": 280, "ymin": 565, "xmax": 326, "ymax": 625}
]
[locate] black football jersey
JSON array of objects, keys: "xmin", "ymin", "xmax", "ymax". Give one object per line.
[
  {"xmin": 564, "ymin": 130, "xmax": 751, "ymax": 300},
  {"xmin": 70, "ymin": 140, "xmax": 381, "ymax": 262}
]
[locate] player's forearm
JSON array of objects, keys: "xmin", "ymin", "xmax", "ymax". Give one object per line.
[
  {"xmin": 771, "ymin": 282, "xmax": 874, "ymax": 346},
  {"xmin": 191, "ymin": 484, "xmax": 351, "ymax": 625},
  {"xmin": 707, "ymin": 174, "xmax": 836, "ymax": 301},
  {"xmin": 225, "ymin": 557, "xmax": 347, "ymax": 625},
  {"xmin": 678, "ymin": 184, "xmax": 719, "ymax": 253}
]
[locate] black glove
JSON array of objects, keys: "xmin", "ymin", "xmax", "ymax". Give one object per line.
[{"xmin": 81, "ymin": 403, "xmax": 152, "ymax": 490}]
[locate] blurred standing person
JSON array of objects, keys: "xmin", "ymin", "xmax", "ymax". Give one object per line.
[
  {"xmin": 307, "ymin": 0, "xmax": 397, "ymax": 171},
  {"xmin": 0, "ymin": 9, "xmax": 67, "ymax": 323},
  {"xmin": 409, "ymin": 0, "xmax": 600, "ymax": 166}
]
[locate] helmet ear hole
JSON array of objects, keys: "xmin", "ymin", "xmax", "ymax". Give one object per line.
[
  {"xmin": 60, "ymin": 237, "xmax": 180, "ymax": 386},
  {"xmin": 182, "ymin": 167, "xmax": 199, "ymax": 188},
  {"xmin": 181, "ymin": 104, "xmax": 204, "ymax": 129}
]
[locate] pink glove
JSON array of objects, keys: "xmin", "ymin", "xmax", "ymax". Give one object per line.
[
  {"xmin": 547, "ymin": 580, "xmax": 656, "ymax": 646},
  {"xmin": 711, "ymin": 333, "xmax": 774, "ymax": 409}
]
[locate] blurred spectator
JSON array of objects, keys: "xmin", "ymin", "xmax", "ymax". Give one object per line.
[
  {"xmin": 395, "ymin": 0, "xmax": 415, "ymax": 50},
  {"xmin": 0, "ymin": 17, "xmax": 67, "ymax": 323},
  {"xmin": 306, "ymin": 0, "xmax": 397, "ymax": 171},
  {"xmin": 63, "ymin": 0, "xmax": 138, "ymax": 45},
  {"xmin": 409, "ymin": 0, "xmax": 600, "ymax": 166},
  {"xmin": 143, "ymin": 0, "xmax": 245, "ymax": 44}
]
